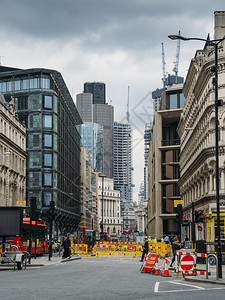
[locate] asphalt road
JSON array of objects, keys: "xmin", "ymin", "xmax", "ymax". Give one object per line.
[{"xmin": 0, "ymin": 255, "xmax": 225, "ymax": 299}]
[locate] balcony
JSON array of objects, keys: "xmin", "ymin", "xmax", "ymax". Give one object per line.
[{"xmin": 161, "ymin": 139, "xmax": 180, "ymax": 146}]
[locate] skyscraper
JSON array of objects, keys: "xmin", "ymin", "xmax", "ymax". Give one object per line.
[
  {"xmin": 76, "ymin": 91, "xmax": 114, "ymax": 178},
  {"xmin": 113, "ymin": 121, "xmax": 133, "ymax": 203},
  {"xmin": 84, "ymin": 82, "xmax": 105, "ymax": 104}
]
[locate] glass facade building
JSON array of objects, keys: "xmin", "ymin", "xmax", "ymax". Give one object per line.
[
  {"xmin": 0, "ymin": 67, "xmax": 82, "ymax": 231},
  {"xmin": 80, "ymin": 122, "xmax": 103, "ymax": 173}
]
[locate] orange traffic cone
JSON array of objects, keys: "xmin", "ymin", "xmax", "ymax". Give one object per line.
[
  {"xmin": 142, "ymin": 266, "xmax": 148, "ymax": 273},
  {"xmin": 162, "ymin": 259, "xmax": 170, "ymax": 277},
  {"xmin": 154, "ymin": 258, "xmax": 161, "ymax": 275}
]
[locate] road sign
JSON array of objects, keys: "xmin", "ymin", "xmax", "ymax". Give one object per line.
[
  {"xmin": 179, "ymin": 254, "xmax": 195, "ymax": 272},
  {"xmin": 141, "ymin": 253, "xmax": 159, "ymax": 273},
  {"xmin": 209, "ymin": 256, "xmax": 216, "ymax": 265},
  {"xmin": 127, "ymin": 245, "xmax": 135, "ymax": 251},
  {"xmin": 174, "ymin": 200, "xmax": 183, "ymax": 207}
]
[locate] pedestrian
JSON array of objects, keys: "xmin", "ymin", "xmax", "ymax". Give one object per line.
[
  {"xmin": 170, "ymin": 235, "xmax": 180, "ymax": 267},
  {"xmin": 140, "ymin": 238, "xmax": 148, "ymax": 262},
  {"xmin": 62, "ymin": 234, "xmax": 71, "ymax": 259},
  {"xmin": 184, "ymin": 235, "xmax": 190, "ymax": 249},
  {"xmin": 164, "ymin": 235, "xmax": 170, "ymax": 244}
]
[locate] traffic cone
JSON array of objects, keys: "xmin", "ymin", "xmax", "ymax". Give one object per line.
[
  {"xmin": 154, "ymin": 258, "xmax": 161, "ymax": 275},
  {"xmin": 162, "ymin": 259, "xmax": 170, "ymax": 277},
  {"xmin": 142, "ymin": 266, "xmax": 148, "ymax": 273}
]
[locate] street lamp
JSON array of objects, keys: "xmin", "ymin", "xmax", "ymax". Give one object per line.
[
  {"xmin": 99, "ymin": 174, "xmax": 106, "ymax": 235},
  {"xmin": 169, "ymin": 33, "xmax": 225, "ymax": 278}
]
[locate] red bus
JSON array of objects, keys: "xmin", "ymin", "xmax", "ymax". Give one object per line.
[{"xmin": 14, "ymin": 218, "xmax": 48, "ymax": 255}]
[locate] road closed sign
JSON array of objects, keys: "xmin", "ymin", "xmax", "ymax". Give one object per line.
[{"xmin": 179, "ymin": 254, "xmax": 195, "ymax": 272}]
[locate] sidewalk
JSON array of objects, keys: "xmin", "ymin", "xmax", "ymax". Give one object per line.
[
  {"xmin": 27, "ymin": 254, "xmax": 81, "ymax": 267},
  {"xmin": 184, "ymin": 264, "xmax": 225, "ymax": 285}
]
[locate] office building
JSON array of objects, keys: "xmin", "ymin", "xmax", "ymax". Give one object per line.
[
  {"xmin": 0, "ymin": 66, "xmax": 82, "ymax": 232},
  {"xmin": 84, "ymin": 82, "xmax": 105, "ymax": 104},
  {"xmin": 80, "ymin": 122, "xmax": 103, "ymax": 173},
  {"xmin": 147, "ymin": 83, "xmax": 185, "ymax": 238},
  {"xmin": 113, "ymin": 121, "xmax": 133, "ymax": 203},
  {"xmin": 77, "ymin": 92, "xmax": 114, "ymax": 179},
  {"xmin": 177, "ymin": 11, "xmax": 225, "ymax": 244}
]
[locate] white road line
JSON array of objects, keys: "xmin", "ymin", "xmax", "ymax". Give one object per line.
[
  {"xmin": 154, "ymin": 279, "xmax": 225, "ymax": 293},
  {"xmin": 154, "ymin": 282, "xmax": 160, "ymax": 293},
  {"xmin": 170, "ymin": 280, "xmax": 205, "ymax": 289}
]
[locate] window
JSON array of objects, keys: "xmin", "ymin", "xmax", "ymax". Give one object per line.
[
  {"xmin": 33, "ymin": 134, "xmax": 40, "ymax": 147},
  {"xmin": 169, "ymin": 94, "xmax": 178, "ymax": 109},
  {"xmin": 43, "ymin": 172, "xmax": 52, "ymax": 186},
  {"xmin": 43, "ymin": 115, "xmax": 52, "ymax": 128},
  {"xmin": 43, "ymin": 192, "xmax": 52, "ymax": 207},
  {"xmin": 44, "ymin": 134, "xmax": 52, "ymax": 148},
  {"xmin": 15, "ymin": 80, "xmax": 21, "ymax": 91},
  {"xmin": 43, "ymin": 95, "xmax": 53, "ymax": 109},
  {"xmin": 180, "ymin": 93, "xmax": 185, "ymax": 108},
  {"xmin": 41, "ymin": 77, "xmax": 50, "ymax": 89},
  {"xmin": 44, "ymin": 153, "xmax": 52, "ymax": 167}
]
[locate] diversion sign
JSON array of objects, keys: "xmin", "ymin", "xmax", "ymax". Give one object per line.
[{"xmin": 0, "ymin": 207, "xmax": 22, "ymax": 237}]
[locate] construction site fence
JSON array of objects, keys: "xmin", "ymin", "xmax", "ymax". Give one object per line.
[
  {"xmin": 71, "ymin": 244, "xmax": 88, "ymax": 255},
  {"xmin": 70, "ymin": 241, "xmax": 171, "ymax": 257},
  {"xmin": 117, "ymin": 243, "xmax": 170, "ymax": 257},
  {"xmin": 93, "ymin": 244, "xmax": 116, "ymax": 255}
]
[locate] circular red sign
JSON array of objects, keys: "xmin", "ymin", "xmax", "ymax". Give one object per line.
[{"xmin": 180, "ymin": 255, "xmax": 195, "ymax": 271}]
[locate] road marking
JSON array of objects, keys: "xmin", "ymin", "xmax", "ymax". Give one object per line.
[
  {"xmin": 154, "ymin": 280, "xmax": 225, "ymax": 293},
  {"xmin": 154, "ymin": 282, "xmax": 159, "ymax": 293},
  {"xmin": 170, "ymin": 280, "xmax": 205, "ymax": 289}
]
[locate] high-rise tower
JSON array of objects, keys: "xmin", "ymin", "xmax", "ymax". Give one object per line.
[{"xmin": 84, "ymin": 82, "xmax": 105, "ymax": 104}]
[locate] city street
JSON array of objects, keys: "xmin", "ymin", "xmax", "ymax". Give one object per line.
[{"xmin": 0, "ymin": 254, "xmax": 225, "ymax": 299}]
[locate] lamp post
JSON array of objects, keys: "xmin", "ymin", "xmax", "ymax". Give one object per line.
[
  {"xmin": 169, "ymin": 33, "xmax": 225, "ymax": 279},
  {"xmin": 99, "ymin": 174, "xmax": 106, "ymax": 235}
]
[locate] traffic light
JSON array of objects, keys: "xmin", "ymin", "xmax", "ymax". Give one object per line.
[
  {"xmin": 176, "ymin": 204, "xmax": 183, "ymax": 224},
  {"xmin": 195, "ymin": 210, "xmax": 203, "ymax": 223},
  {"xmin": 100, "ymin": 221, "xmax": 103, "ymax": 232}
]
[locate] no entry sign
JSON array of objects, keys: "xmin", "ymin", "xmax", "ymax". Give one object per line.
[{"xmin": 179, "ymin": 254, "xmax": 195, "ymax": 272}]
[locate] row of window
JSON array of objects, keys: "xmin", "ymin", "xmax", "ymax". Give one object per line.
[
  {"xmin": 14, "ymin": 95, "xmax": 53, "ymax": 111},
  {"xmin": 0, "ymin": 77, "xmax": 50, "ymax": 93}
]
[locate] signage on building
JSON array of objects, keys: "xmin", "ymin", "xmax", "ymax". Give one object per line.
[
  {"xmin": 17, "ymin": 200, "xmax": 26, "ymax": 207},
  {"xmin": 174, "ymin": 200, "xmax": 183, "ymax": 207}
]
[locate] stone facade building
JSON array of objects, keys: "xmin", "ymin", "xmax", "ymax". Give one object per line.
[
  {"xmin": 0, "ymin": 93, "xmax": 26, "ymax": 207},
  {"xmin": 177, "ymin": 11, "xmax": 225, "ymax": 244},
  {"xmin": 98, "ymin": 177, "xmax": 123, "ymax": 237}
]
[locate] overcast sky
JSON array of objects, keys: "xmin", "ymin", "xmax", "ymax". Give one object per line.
[{"xmin": 1, "ymin": 1, "xmax": 224, "ymax": 201}]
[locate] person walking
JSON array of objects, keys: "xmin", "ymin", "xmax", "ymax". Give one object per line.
[
  {"xmin": 62, "ymin": 234, "xmax": 71, "ymax": 259},
  {"xmin": 140, "ymin": 238, "xmax": 149, "ymax": 262},
  {"xmin": 170, "ymin": 235, "xmax": 180, "ymax": 267}
]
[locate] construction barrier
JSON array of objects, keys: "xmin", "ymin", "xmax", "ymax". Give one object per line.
[
  {"xmin": 71, "ymin": 244, "xmax": 88, "ymax": 255},
  {"xmin": 123, "ymin": 245, "xmax": 137, "ymax": 257},
  {"xmin": 93, "ymin": 244, "xmax": 116, "ymax": 256},
  {"xmin": 175, "ymin": 250, "xmax": 209, "ymax": 277}
]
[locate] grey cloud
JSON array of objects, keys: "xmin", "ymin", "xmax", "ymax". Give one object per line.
[{"xmin": 0, "ymin": 0, "xmax": 220, "ymax": 54}]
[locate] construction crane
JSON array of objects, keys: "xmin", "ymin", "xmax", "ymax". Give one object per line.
[
  {"xmin": 173, "ymin": 30, "xmax": 181, "ymax": 76},
  {"xmin": 161, "ymin": 43, "xmax": 166, "ymax": 88}
]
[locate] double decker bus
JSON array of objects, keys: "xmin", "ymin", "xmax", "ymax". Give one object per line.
[{"xmin": 18, "ymin": 218, "xmax": 48, "ymax": 255}]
